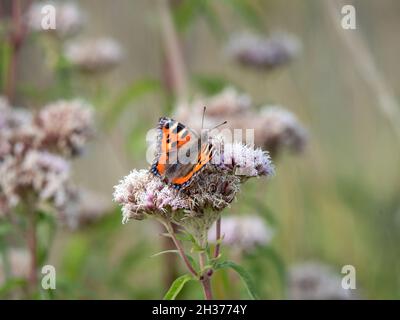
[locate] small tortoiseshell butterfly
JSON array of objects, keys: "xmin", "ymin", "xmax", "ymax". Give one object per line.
[{"xmin": 150, "ymin": 108, "xmax": 226, "ymax": 190}]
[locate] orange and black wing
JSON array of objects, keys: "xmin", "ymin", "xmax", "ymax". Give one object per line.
[
  {"xmin": 169, "ymin": 143, "xmax": 214, "ymax": 190},
  {"xmin": 151, "ymin": 117, "xmax": 192, "ymax": 178},
  {"xmin": 150, "ymin": 117, "xmax": 213, "ymax": 190}
]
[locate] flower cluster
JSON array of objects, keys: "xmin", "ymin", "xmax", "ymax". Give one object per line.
[
  {"xmin": 113, "ymin": 140, "xmax": 273, "ymax": 240},
  {"xmin": 226, "ymin": 32, "xmax": 301, "ymax": 70},
  {"xmin": 34, "ymin": 99, "xmax": 94, "ymax": 156},
  {"xmin": 208, "ymin": 215, "xmax": 274, "ymax": 252},
  {"xmin": 64, "ymin": 37, "xmax": 123, "ymax": 73},
  {"xmin": 0, "ymin": 97, "xmax": 94, "ymax": 216},
  {"xmin": 26, "ymin": 1, "xmax": 123, "ymax": 73},
  {"xmin": 175, "ymin": 88, "xmax": 308, "ymax": 157}
]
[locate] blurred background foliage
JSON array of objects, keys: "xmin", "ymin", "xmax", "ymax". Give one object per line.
[{"xmin": 1, "ymin": 0, "xmax": 400, "ymax": 299}]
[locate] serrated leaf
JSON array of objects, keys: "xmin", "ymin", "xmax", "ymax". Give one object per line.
[
  {"xmin": 163, "ymin": 274, "xmax": 194, "ymax": 300},
  {"xmin": 214, "ymin": 260, "xmax": 259, "ymax": 299}
]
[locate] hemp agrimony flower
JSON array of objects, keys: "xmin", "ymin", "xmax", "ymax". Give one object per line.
[{"xmin": 113, "ymin": 121, "xmax": 274, "ymax": 299}]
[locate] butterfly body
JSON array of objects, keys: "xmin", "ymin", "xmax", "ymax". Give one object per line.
[{"xmin": 151, "ymin": 117, "xmax": 213, "ymax": 190}]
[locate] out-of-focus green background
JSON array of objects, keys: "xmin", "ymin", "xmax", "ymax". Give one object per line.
[{"xmin": 6, "ymin": 0, "xmax": 400, "ymax": 299}]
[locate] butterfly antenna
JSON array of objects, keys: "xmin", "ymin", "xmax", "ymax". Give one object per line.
[
  {"xmin": 201, "ymin": 106, "xmax": 207, "ymax": 129},
  {"xmin": 211, "ymin": 120, "xmax": 227, "ymax": 130}
]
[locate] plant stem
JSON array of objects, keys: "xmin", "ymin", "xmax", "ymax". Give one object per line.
[
  {"xmin": 164, "ymin": 221, "xmax": 198, "ymax": 277},
  {"xmin": 26, "ymin": 203, "xmax": 38, "ymax": 295},
  {"xmin": 213, "ymin": 217, "xmax": 221, "ymax": 258},
  {"xmin": 5, "ymin": 0, "xmax": 29, "ymax": 103},
  {"xmin": 158, "ymin": 0, "xmax": 188, "ymax": 105},
  {"xmin": 199, "ymin": 250, "xmax": 213, "ymax": 300}
]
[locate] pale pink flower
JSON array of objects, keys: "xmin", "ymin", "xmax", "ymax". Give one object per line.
[
  {"xmin": 0, "ymin": 150, "xmax": 70, "ymax": 209},
  {"xmin": 114, "ymin": 140, "xmax": 273, "ymax": 242},
  {"xmin": 226, "ymin": 31, "xmax": 301, "ymax": 70},
  {"xmin": 257, "ymin": 106, "xmax": 308, "ymax": 155},
  {"xmin": 35, "ymin": 99, "xmax": 94, "ymax": 156},
  {"xmin": 64, "ymin": 37, "xmax": 123, "ymax": 72}
]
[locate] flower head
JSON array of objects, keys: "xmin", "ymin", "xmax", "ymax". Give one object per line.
[
  {"xmin": 208, "ymin": 215, "xmax": 274, "ymax": 252},
  {"xmin": 226, "ymin": 31, "xmax": 301, "ymax": 70},
  {"xmin": 0, "ymin": 150, "xmax": 70, "ymax": 209},
  {"xmin": 35, "ymin": 99, "xmax": 94, "ymax": 156},
  {"xmin": 113, "ymin": 141, "xmax": 273, "ymax": 239},
  {"xmin": 64, "ymin": 37, "xmax": 123, "ymax": 72},
  {"xmin": 256, "ymin": 106, "xmax": 308, "ymax": 155}
]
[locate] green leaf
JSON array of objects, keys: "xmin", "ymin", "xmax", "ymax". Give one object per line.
[
  {"xmin": 163, "ymin": 274, "xmax": 194, "ymax": 300},
  {"xmin": 214, "ymin": 260, "xmax": 259, "ymax": 299},
  {"xmin": 150, "ymin": 249, "xmax": 180, "ymax": 258},
  {"xmin": 105, "ymin": 78, "xmax": 160, "ymax": 128}
]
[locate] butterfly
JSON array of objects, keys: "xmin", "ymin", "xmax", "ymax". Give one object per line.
[{"xmin": 150, "ymin": 108, "xmax": 226, "ymax": 190}]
